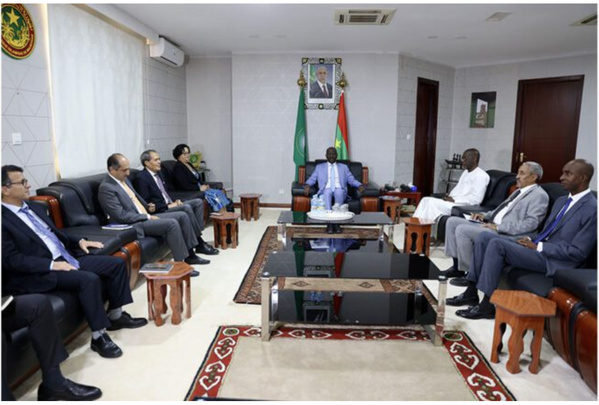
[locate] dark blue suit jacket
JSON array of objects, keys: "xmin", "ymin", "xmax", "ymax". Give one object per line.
[
  {"xmin": 134, "ymin": 169, "xmax": 172, "ymax": 213},
  {"xmin": 2, "ymin": 203, "xmax": 83, "ymax": 295},
  {"xmin": 538, "ymin": 192, "xmax": 597, "ymax": 275}
]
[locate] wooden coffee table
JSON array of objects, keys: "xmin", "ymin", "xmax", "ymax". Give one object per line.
[
  {"xmin": 143, "ymin": 262, "xmax": 194, "ymax": 326},
  {"xmin": 239, "ymin": 193, "xmax": 262, "ymax": 221}
]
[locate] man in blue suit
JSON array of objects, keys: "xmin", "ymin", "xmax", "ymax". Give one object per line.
[{"xmin": 447, "ymin": 159, "xmax": 597, "ymax": 319}]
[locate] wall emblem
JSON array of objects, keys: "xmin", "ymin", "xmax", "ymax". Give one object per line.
[{"xmin": 2, "ymin": 4, "xmax": 36, "ymax": 59}]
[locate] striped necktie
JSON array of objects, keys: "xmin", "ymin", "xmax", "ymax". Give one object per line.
[
  {"xmin": 121, "ymin": 181, "xmax": 147, "ymax": 214},
  {"xmin": 533, "ymin": 197, "xmax": 573, "ymax": 243}
]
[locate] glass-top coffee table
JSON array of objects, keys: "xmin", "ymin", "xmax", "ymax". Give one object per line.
[
  {"xmin": 277, "ymin": 211, "xmax": 395, "ymax": 248},
  {"xmin": 260, "ymin": 251, "xmax": 447, "ymax": 345}
]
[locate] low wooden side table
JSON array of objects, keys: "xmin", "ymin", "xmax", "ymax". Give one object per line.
[
  {"xmin": 380, "ymin": 196, "xmax": 402, "ymax": 223},
  {"xmin": 210, "ymin": 212, "xmax": 241, "ymax": 249},
  {"xmin": 239, "ymin": 193, "xmax": 261, "ymax": 221},
  {"xmin": 490, "ymin": 290, "xmax": 556, "ymax": 374},
  {"xmin": 402, "ymin": 217, "xmax": 436, "ymax": 256},
  {"xmin": 383, "ymin": 190, "xmax": 422, "ymax": 207},
  {"xmin": 143, "ymin": 262, "xmax": 193, "ymax": 327}
]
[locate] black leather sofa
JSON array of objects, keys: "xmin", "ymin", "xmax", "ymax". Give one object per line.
[
  {"xmin": 291, "ymin": 160, "xmax": 380, "ymax": 213},
  {"xmin": 437, "ymin": 169, "xmax": 517, "ymax": 241}
]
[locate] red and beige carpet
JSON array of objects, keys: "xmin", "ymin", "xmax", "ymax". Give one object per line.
[
  {"xmin": 233, "ymin": 226, "xmax": 386, "ymax": 304},
  {"xmin": 185, "ymin": 326, "xmax": 515, "ymax": 401}
]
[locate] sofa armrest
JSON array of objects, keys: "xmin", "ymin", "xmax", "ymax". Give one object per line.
[
  {"xmin": 205, "ymin": 181, "xmax": 223, "ymax": 189},
  {"xmin": 292, "ymin": 181, "xmax": 315, "ymax": 197},
  {"xmin": 451, "ymin": 204, "xmax": 491, "ymax": 217},
  {"xmin": 354, "ymin": 184, "xmax": 380, "ymax": 199},
  {"xmin": 28, "ymin": 196, "xmax": 64, "ymax": 228}
]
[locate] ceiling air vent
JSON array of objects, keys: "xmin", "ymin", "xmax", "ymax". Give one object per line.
[
  {"xmin": 571, "ymin": 14, "xmax": 597, "ymax": 26},
  {"xmin": 335, "ymin": 9, "xmax": 396, "ymax": 25}
]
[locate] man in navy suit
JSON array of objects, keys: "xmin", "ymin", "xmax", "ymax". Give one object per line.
[
  {"xmin": 1, "ymin": 165, "xmax": 147, "ymax": 359},
  {"xmin": 309, "ymin": 65, "xmax": 334, "ymax": 99},
  {"xmin": 447, "ymin": 159, "xmax": 597, "ymax": 319},
  {"xmin": 134, "ymin": 149, "xmax": 218, "ymax": 256}
]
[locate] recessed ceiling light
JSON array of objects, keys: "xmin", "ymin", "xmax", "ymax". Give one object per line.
[{"xmin": 486, "ymin": 12, "xmax": 512, "ymax": 22}]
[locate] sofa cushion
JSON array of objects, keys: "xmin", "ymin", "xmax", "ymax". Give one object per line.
[
  {"xmin": 502, "ymin": 266, "xmax": 555, "ymax": 297},
  {"xmin": 554, "ymin": 269, "xmax": 597, "ymax": 311},
  {"xmin": 60, "ymin": 226, "xmax": 137, "ymax": 256}
]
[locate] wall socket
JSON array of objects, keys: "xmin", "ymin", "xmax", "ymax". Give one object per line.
[
  {"xmin": 278, "ymin": 188, "xmax": 285, "ymax": 195},
  {"xmin": 12, "ymin": 132, "xmax": 22, "ymax": 145}
]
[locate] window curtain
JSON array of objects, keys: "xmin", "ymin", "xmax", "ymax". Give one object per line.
[{"xmin": 48, "ymin": 5, "xmax": 144, "ymax": 177}]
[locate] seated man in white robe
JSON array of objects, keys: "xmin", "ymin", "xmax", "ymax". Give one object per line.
[{"xmin": 413, "ymin": 148, "xmax": 490, "ymax": 220}]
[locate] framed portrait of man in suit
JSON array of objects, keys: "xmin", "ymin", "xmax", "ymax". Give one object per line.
[{"xmin": 303, "ymin": 57, "xmax": 342, "ymax": 110}]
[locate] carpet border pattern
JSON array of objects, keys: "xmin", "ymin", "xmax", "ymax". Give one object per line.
[{"xmin": 184, "ymin": 325, "xmax": 515, "ymax": 401}]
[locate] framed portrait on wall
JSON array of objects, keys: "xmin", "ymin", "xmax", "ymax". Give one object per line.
[
  {"xmin": 470, "ymin": 91, "xmax": 496, "ymax": 128},
  {"xmin": 303, "ymin": 57, "xmax": 342, "ymax": 110}
]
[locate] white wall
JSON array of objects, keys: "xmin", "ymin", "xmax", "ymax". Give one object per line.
[
  {"xmin": 229, "ymin": 53, "xmax": 399, "ymax": 204},
  {"xmin": 186, "ymin": 57, "xmax": 232, "ymax": 187},
  {"xmin": 2, "ymin": 4, "xmax": 56, "ymax": 192},
  {"xmin": 450, "ymin": 54, "xmax": 597, "ymax": 188}
]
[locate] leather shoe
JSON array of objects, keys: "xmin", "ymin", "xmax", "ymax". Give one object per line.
[
  {"xmin": 90, "ymin": 334, "xmax": 122, "ymax": 358},
  {"xmin": 185, "ymin": 255, "xmax": 210, "ymax": 265},
  {"xmin": 441, "ymin": 267, "xmax": 466, "ymax": 278},
  {"xmin": 326, "ymin": 224, "xmax": 334, "ymax": 234},
  {"xmin": 107, "ymin": 311, "xmax": 148, "ymax": 331},
  {"xmin": 38, "ymin": 379, "xmax": 102, "ymax": 401},
  {"xmin": 456, "ymin": 304, "xmax": 496, "ymax": 320},
  {"xmin": 450, "ymin": 277, "xmax": 469, "ymax": 287},
  {"xmin": 446, "ymin": 292, "xmax": 479, "ymax": 307},
  {"xmin": 190, "ymin": 270, "xmax": 199, "ymax": 277},
  {"xmin": 196, "ymin": 242, "xmax": 219, "ymax": 255},
  {"xmin": 333, "ymin": 224, "xmax": 342, "ymax": 234}
]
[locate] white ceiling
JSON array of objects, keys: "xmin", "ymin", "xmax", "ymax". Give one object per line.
[{"xmin": 114, "ymin": 3, "xmax": 597, "ymax": 68}]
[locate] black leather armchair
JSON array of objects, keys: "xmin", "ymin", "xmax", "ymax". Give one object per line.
[
  {"xmin": 291, "ymin": 160, "xmax": 380, "ymax": 214},
  {"xmin": 437, "ymin": 169, "xmax": 516, "ymax": 241}
]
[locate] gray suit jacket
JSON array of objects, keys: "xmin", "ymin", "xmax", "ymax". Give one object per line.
[
  {"xmin": 98, "ymin": 175, "xmax": 149, "ymax": 237},
  {"xmin": 483, "ymin": 184, "xmax": 549, "ymax": 236},
  {"xmin": 538, "ymin": 192, "xmax": 597, "ymax": 275}
]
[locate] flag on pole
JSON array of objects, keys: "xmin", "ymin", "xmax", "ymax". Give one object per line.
[
  {"xmin": 293, "ymin": 88, "xmax": 307, "ymax": 181},
  {"xmin": 334, "ymin": 91, "xmax": 349, "ymax": 160}
]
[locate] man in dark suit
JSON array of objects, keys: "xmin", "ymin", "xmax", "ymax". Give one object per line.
[
  {"xmin": 1, "ymin": 165, "xmax": 147, "ymax": 360},
  {"xmin": 98, "ymin": 154, "xmax": 208, "ymax": 274},
  {"xmin": 134, "ymin": 149, "xmax": 217, "ymax": 256},
  {"xmin": 2, "ymin": 294, "xmax": 102, "ymax": 400},
  {"xmin": 309, "ymin": 65, "xmax": 333, "ymax": 99},
  {"xmin": 447, "ymin": 159, "xmax": 597, "ymax": 319}
]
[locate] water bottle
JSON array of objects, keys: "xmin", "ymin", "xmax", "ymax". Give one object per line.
[
  {"xmin": 317, "ymin": 195, "xmax": 325, "ymax": 211},
  {"xmin": 311, "ymin": 195, "xmax": 318, "ymax": 212}
]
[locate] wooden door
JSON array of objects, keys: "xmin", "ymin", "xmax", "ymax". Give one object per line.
[
  {"xmin": 512, "ymin": 76, "xmax": 584, "ymax": 182},
  {"xmin": 413, "ymin": 78, "xmax": 439, "ymax": 196}
]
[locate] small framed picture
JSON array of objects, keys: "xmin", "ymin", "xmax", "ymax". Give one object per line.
[
  {"xmin": 470, "ymin": 92, "xmax": 496, "ymax": 128},
  {"xmin": 303, "ymin": 57, "xmax": 342, "ymax": 110}
]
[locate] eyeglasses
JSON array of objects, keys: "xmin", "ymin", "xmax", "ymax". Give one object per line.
[
  {"xmin": 4, "ymin": 178, "xmax": 28, "ymax": 187},
  {"xmin": 182, "ymin": 151, "xmax": 191, "ymax": 155}
]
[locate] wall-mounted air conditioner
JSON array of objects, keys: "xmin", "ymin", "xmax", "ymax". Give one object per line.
[{"xmin": 149, "ymin": 37, "xmax": 185, "ymax": 68}]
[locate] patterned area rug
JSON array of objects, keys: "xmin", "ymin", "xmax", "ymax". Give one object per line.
[
  {"xmin": 185, "ymin": 326, "xmax": 516, "ymax": 401},
  {"xmin": 233, "ymin": 226, "xmax": 383, "ymax": 304}
]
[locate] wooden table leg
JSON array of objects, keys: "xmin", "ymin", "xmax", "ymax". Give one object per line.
[
  {"xmin": 220, "ymin": 222, "xmax": 228, "ymax": 249},
  {"xmin": 152, "ymin": 280, "xmax": 165, "ymax": 327},
  {"xmin": 491, "ymin": 310, "xmax": 507, "ymax": 363},
  {"xmin": 252, "ymin": 199, "xmax": 259, "ymax": 220},
  {"xmin": 147, "ymin": 279, "xmax": 155, "ymax": 321},
  {"xmin": 213, "ymin": 222, "xmax": 220, "ymax": 248},
  {"xmin": 184, "ymin": 275, "xmax": 192, "ymax": 319},
  {"xmin": 529, "ymin": 321, "xmax": 544, "ymax": 374},
  {"xmin": 169, "ymin": 279, "xmax": 182, "ymax": 325},
  {"xmin": 506, "ymin": 321, "xmax": 525, "ymax": 374}
]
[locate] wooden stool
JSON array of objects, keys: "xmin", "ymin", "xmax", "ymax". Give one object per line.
[
  {"xmin": 402, "ymin": 217, "xmax": 436, "ymax": 256},
  {"xmin": 380, "ymin": 196, "xmax": 402, "ymax": 223},
  {"xmin": 210, "ymin": 212, "xmax": 241, "ymax": 249},
  {"xmin": 143, "ymin": 262, "xmax": 193, "ymax": 327},
  {"xmin": 490, "ymin": 290, "xmax": 556, "ymax": 374},
  {"xmin": 239, "ymin": 193, "xmax": 261, "ymax": 221}
]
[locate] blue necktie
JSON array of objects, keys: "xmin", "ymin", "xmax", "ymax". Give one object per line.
[
  {"xmin": 20, "ymin": 205, "xmax": 80, "ymax": 268},
  {"xmin": 533, "ymin": 197, "xmax": 573, "ymax": 244},
  {"xmin": 330, "ymin": 164, "xmax": 336, "ymax": 190}
]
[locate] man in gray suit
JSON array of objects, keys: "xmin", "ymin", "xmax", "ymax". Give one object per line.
[
  {"xmin": 98, "ymin": 154, "xmax": 208, "ymax": 276},
  {"xmin": 443, "ymin": 162, "xmax": 549, "ymax": 284},
  {"xmin": 448, "ymin": 159, "xmax": 597, "ymax": 319}
]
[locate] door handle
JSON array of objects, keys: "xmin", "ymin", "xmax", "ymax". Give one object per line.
[{"xmin": 518, "ymin": 152, "xmax": 527, "ymax": 163}]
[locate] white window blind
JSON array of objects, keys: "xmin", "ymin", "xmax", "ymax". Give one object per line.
[{"xmin": 48, "ymin": 4, "xmax": 144, "ymax": 177}]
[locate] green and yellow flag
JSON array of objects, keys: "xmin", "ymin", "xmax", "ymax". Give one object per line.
[
  {"xmin": 334, "ymin": 91, "xmax": 349, "ymax": 160},
  {"xmin": 293, "ymin": 88, "xmax": 307, "ymax": 180}
]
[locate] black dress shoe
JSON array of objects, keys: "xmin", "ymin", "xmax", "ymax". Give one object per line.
[
  {"xmin": 446, "ymin": 292, "xmax": 479, "ymax": 307},
  {"xmin": 90, "ymin": 334, "xmax": 122, "ymax": 358},
  {"xmin": 196, "ymin": 243, "xmax": 219, "ymax": 255},
  {"xmin": 107, "ymin": 311, "xmax": 148, "ymax": 331},
  {"xmin": 326, "ymin": 224, "xmax": 334, "ymax": 234},
  {"xmin": 456, "ymin": 304, "xmax": 496, "ymax": 320},
  {"xmin": 450, "ymin": 277, "xmax": 469, "ymax": 287},
  {"xmin": 441, "ymin": 267, "xmax": 466, "ymax": 278},
  {"xmin": 38, "ymin": 379, "xmax": 102, "ymax": 401},
  {"xmin": 185, "ymin": 255, "xmax": 210, "ymax": 265},
  {"xmin": 333, "ymin": 224, "xmax": 342, "ymax": 233},
  {"xmin": 190, "ymin": 270, "xmax": 199, "ymax": 277}
]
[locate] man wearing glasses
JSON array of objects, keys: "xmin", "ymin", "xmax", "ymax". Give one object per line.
[{"xmin": 1, "ymin": 165, "xmax": 147, "ymax": 368}]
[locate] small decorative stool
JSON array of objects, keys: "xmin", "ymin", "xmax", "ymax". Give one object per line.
[
  {"xmin": 239, "ymin": 193, "xmax": 261, "ymax": 221},
  {"xmin": 143, "ymin": 262, "xmax": 193, "ymax": 327},
  {"xmin": 380, "ymin": 195, "xmax": 402, "ymax": 223},
  {"xmin": 402, "ymin": 217, "xmax": 436, "ymax": 256},
  {"xmin": 490, "ymin": 290, "xmax": 556, "ymax": 374},
  {"xmin": 211, "ymin": 212, "xmax": 241, "ymax": 249}
]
